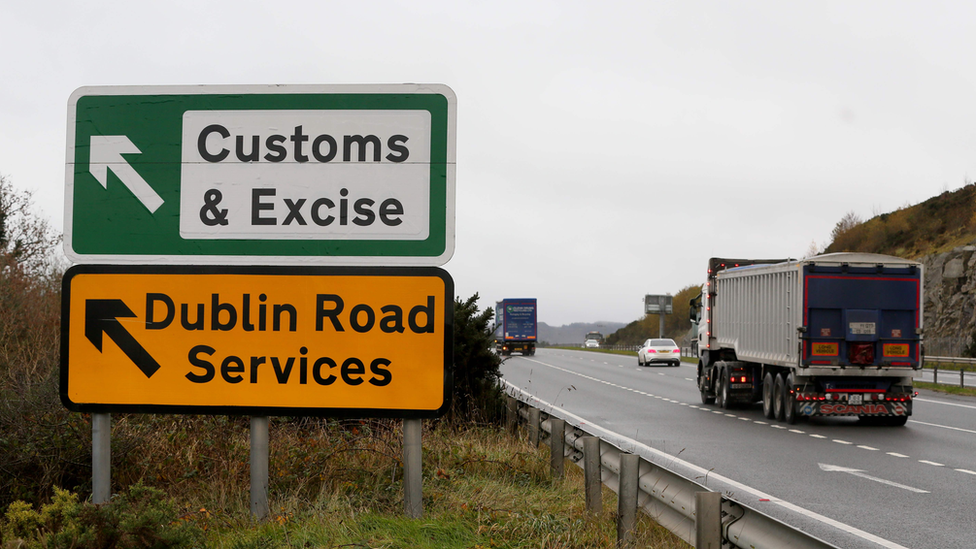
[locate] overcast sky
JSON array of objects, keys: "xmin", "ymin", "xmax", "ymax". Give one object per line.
[{"xmin": 2, "ymin": 0, "xmax": 975, "ymax": 326}]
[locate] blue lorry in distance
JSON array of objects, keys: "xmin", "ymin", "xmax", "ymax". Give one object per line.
[{"xmin": 495, "ymin": 299, "xmax": 538, "ymax": 356}]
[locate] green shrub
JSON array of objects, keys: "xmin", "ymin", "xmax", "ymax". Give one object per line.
[
  {"xmin": 0, "ymin": 483, "xmax": 204, "ymax": 549},
  {"xmin": 449, "ymin": 294, "xmax": 503, "ymax": 424}
]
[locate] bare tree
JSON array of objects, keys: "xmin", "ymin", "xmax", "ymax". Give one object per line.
[
  {"xmin": 829, "ymin": 210, "xmax": 862, "ymax": 243},
  {"xmin": 0, "ymin": 174, "xmax": 61, "ymax": 275}
]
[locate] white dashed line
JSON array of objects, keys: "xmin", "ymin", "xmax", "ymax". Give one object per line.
[
  {"xmin": 771, "ymin": 425, "xmax": 787, "ymax": 429},
  {"xmin": 789, "ymin": 429, "xmax": 805, "ymax": 434},
  {"xmin": 810, "ymin": 434, "xmax": 827, "ymax": 439},
  {"xmin": 724, "ymin": 413, "xmax": 736, "ymax": 417},
  {"xmin": 754, "ymin": 421, "xmax": 768, "ymax": 425},
  {"xmin": 887, "ymin": 452, "xmax": 910, "ymax": 458},
  {"xmin": 956, "ymin": 469, "xmax": 976, "ymax": 475},
  {"xmin": 833, "ymin": 440, "xmax": 853, "ymax": 445},
  {"xmin": 918, "ymin": 460, "xmax": 945, "ymax": 467},
  {"xmin": 857, "ymin": 445, "xmax": 879, "ymax": 451}
]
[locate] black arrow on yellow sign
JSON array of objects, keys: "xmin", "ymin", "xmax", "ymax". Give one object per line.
[{"xmin": 85, "ymin": 299, "xmax": 161, "ymax": 378}]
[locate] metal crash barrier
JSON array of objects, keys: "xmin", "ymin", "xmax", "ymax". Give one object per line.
[{"xmin": 502, "ymin": 379, "xmax": 838, "ymax": 549}]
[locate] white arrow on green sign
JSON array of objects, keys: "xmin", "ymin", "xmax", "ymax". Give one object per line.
[{"xmin": 65, "ymin": 84, "xmax": 456, "ymax": 265}]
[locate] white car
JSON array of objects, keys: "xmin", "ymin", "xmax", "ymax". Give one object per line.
[
  {"xmin": 638, "ymin": 338, "xmax": 681, "ymax": 367},
  {"xmin": 584, "ymin": 339, "xmax": 600, "ymax": 348}
]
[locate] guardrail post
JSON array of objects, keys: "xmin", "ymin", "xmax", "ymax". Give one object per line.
[
  {"xmin": 962, "ymin": 367, "xmax": 966, "ymax": 388},
  {"xmin": 506, "ymin": 395, "xmax": 518, "ymax": 433},
  {"xmin": 617, "ymin": 453, "xmax": 639, "ymax": 547},
  {"xmin": 92, "ymin": 413, "xmax": 111, "ymax": 505},
  {"xmin": 529, "ymin": 408, "xmax": 541, "ymax": 447},
  {"xmin": 550, "ymin": 418, "xmax": 565, "ymax": 479},
  {"xmin": 934, "ymin": 364, "xmax": 938, "ymax": 384},
  {"xmin": 583, "ymin": 436, "xmax": 602, "ymax": 515},
  {"xmin": 694, "ymin": 491, "xmax": 722, "ymax": 549}
]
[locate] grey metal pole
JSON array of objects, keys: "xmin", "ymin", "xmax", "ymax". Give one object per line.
[
  {"xmin": 694, "ymin": 491, "xmax": 723, "ymax": 549},
  {"xmin": 250, "ymin": 416, "xmax": 269, "ymax": 520},
  {"xmin": 617, "ymin": 453, "xmax": 639, "ymax": 547},
  {"xmin": 403, "ymin": 418, "xmax": 423, "ymax": 518},
  {"xmin": 529, "ymin": 408, "xmax": 541, "ymax": 447},
  {"xmin": 583, "ymin": 436, "xmax": 602, "ymax": 515},
  {"xmin": 92, "ymin": 413, "xmax": 111, "ymax": 504},
  {"xmin": 549, "ymin": 418, "xmax": 565, "ymax": 479},
  {"xmin": 659, "ymin": 314, "xmax": 665, "ymax": 338}
]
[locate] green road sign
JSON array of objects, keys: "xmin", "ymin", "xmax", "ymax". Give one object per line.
[{"xmin": 65, "ymin": 85, "xmax": 456, "ymax": 265}]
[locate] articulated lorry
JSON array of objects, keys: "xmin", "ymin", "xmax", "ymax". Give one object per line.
[
  {"xmin": 495, "ymin": 299, "xmax": 538, "ymax": 356},
  {"xmin": 689, "ymin": 253, "xmax": 922, "ymax": 426}
]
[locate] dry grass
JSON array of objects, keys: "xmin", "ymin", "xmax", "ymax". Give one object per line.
[{"xmin": 105, "ymin": 418, "xmax": 690, "ymax": 548}]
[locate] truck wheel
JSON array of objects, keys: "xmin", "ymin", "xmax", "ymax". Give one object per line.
[
  {"xmin": 772, "ymin": 374, "xmax": 785, "ymax": 421},
  {"xmin": 718, "ymin": 371, "xmax": 732, "ymax": 409},
  {"xmin": 762, "ymin": 372, "xmax": 775, "ymax": 419},
  {"xmin": 699, "ymin": 375, "xmax": 715, "ymax": 405},
  {"xmin": 783, "ymin": 373, "xmax": 797, "ymax": 425}
]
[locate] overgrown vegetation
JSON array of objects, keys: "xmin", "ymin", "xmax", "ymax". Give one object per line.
[
  {"xmin": 605, "ymin": 285, "xmax": 700, "ymax": 347},
  {"xmin": 824, "ymin": 183, "xmax": 976, "ymax": 258}
]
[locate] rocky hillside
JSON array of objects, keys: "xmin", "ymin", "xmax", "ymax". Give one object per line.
[{"xmin": 825, "ymin": 183, "xmax": 976, "ymax": 259}]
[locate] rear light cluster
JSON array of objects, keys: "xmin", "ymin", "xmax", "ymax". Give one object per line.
[{"xmin": 794, "ymin": 392, "xmax": 913, "ymax": 402}]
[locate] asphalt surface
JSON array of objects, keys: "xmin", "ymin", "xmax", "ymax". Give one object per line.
[{"xmin": 501, "ymin": 348, "xmax": 976, "ymax": 549}]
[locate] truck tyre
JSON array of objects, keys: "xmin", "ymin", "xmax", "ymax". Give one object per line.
[
  {"xmin": 772, "ymin": 374, "xmax": 786, "ymax": 421},
  {"xmin": 718, "ymin": 369, "xmax": 732, "ymax": 409},
  {"xmin": 762, "ymin": 372, "xmax": 775, "ymax": 419},
  {"xmin": 783, "ymin": 373, "xmax": 797, "ymax": 424},
  {"xmin": 699, "ymin": 373, "xmax": 715, "ymax": 405}
]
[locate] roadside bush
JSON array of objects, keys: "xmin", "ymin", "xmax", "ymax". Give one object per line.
[
  {"xmin": 0, "ymin": 175, "xmax": 76, "ymax": 508},
  {"xmin": 0, "ymin": 483, "xmax": 204, "ymax": 549},
  {"xmin": 449, "ymin": 293, "xmax": 503, "ymax": 424}
]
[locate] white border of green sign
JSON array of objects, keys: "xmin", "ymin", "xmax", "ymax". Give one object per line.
[{"xmin": 64, "ymin": 84, "xmax": 456, "ymax": 266}]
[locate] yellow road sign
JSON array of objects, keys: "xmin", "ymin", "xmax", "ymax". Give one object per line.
[{"xmin": 61, "ymin": 265, "xmax": 453, "ymax": 417}]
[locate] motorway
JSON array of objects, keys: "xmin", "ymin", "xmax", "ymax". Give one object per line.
[{"xmin": 500, "ymin": 348, "xmax": 976, "ymax": 549}]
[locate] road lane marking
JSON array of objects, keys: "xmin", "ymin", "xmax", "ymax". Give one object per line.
[
  {"xmin": 789, "ymin": 429, "xmax": 805, "ymax": 434},
  {"xmin": 887, "ymin": 452, "xmax": 909, "ymax": 458},
  {"xmin": 956, "ymin": 469, "xmax": 976, "ymax": 475},
  {"xmin": 908, "ymin": 419, "xmax": 976, "ymax": 435},
  {"xmin": 857, "ymin": 445, "xmax": 879, "ymax": 451},
  {"xmin": 833, "ymin": 440, "xmax": 853, "ymax": 445},
  {"xmin": 914, "ymin": 397, "xmax": 976, "ymax": 410},
  {"xmin": 918, "ymin": 460, "xmax": 944, "ymax": 467},
  {"xmin": 819, "ymin": 463, "xmax": 929, "ymax": 494},
  {"xmin": 810, "ymin": 434, "xmax": 826, "ymax": 439}
]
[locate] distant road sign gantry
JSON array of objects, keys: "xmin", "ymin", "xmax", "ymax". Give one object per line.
[{"xmin": 65, "ymin": 84, "xmax": 456, "ymax": 265}]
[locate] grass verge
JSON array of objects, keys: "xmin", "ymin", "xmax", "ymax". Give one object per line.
[
  {"xmin": 914, "ymin": 381, "xmax": 976, "ymax": 398},
  {"xmin": 198, "ymin": 422, "xmax": 691, "ymax": 548},
  {"xmin": 2, "ymin": 419, "xmax": 690, "ymax": 549}
]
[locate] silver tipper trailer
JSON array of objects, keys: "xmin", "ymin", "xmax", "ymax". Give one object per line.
[{"xmin": 689, "ymin": 253, "xmax": 922, "ymax": 426}]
